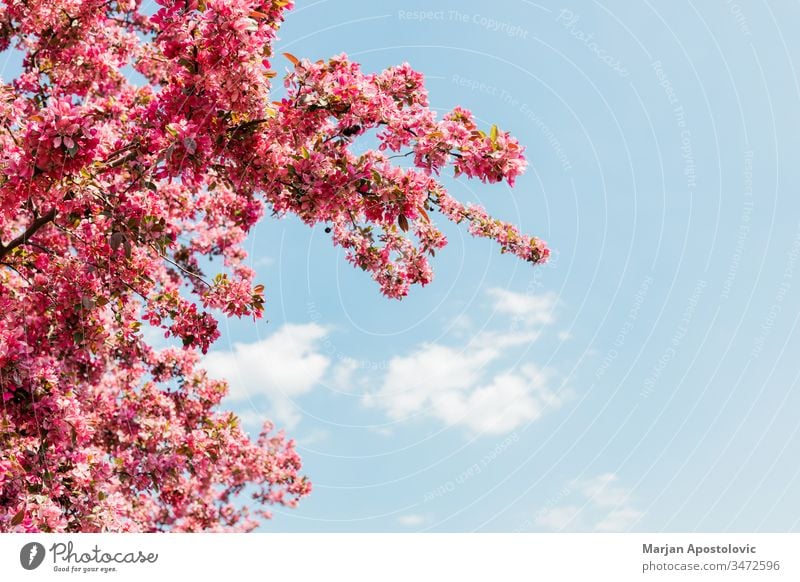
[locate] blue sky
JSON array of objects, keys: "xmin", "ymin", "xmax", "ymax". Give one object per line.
[{"xmin": 5, "ymin": 0, "xmax": 800, "ymax": 532}]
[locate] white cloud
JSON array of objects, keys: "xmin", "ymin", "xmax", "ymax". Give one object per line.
[
  {"xmin": 200, "ymin": 288, "xmax": 565, "ymax": 437},
  {"xmin": 330, "ymin": 357, "xmax": 368, "ymax": 395},
  {"xmin": 430, "ymin": 365, "xmax": 562, "ymax": 434},
  {"xmin": 363, "ymin": 288, "xmax": 565, "ymax": 434},
  {"xmin": 364, "ymin": 342, "xmax": 494, "ymax": 418},
  {"xmin": 535, "ymin": 473, "xmax": 643, "ymax": 532},
  {"xmin": 487, "ymin": 288, "xmax": 558, "ymax": 326},
  {"xmin": 594, "ymin": 507, "xmax": 643, "ymax": 532},
  {"xmin": 297, "ymin": 428, "xmax": 330, "ymax": 446},
  {"xmin": 397, "ymin": 514, "xmax": 427, "ymax": 526},
  {"xmin": 364, "ymin": 330, "xmax": 563, "ymax": 434},
  {"xmin": 203, "ymin": 323, "xmax": 330, "ymax": 429},
  {"xmin": 534, "ymin": 505, "xmax": 582, "ymax": 530},
  {"xmin": 253, "ymin": 256, "xmax": 275, "ymax": 267},
  {"xmin": 571, "ymin": 473, "xmax": 632, "ymax": 508},
  {"xmin": 445, "ymin": 313, "xmax": 474, "ymax": 337}
]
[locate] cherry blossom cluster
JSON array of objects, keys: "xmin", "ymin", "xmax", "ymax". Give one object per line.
[{"xmin": 249, "ymin": 55, "xmax": 548, "ymax": 297}]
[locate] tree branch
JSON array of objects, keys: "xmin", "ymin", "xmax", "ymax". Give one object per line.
[{"xmin": 0, "ymin": 208, "xmax": 57, "ymax": 260}]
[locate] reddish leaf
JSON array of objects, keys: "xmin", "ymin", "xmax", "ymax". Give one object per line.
[{"xmin": 418, "ymin": 206, "xmax": 430, "ymax": 223}]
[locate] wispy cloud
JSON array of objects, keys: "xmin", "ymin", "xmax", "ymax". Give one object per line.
[
  {"xmin": 201, "ymin": 287, "xmax": 564, "ymax": 437},
  {"xmin": 594, "ymin": 507, "xmax": 644, "ymax": 532},
  {"xmin": 363, "ymin": 336, "xmax": 524, "ymax": 420},
  {"xmin": 203, "ymin": 323, "xmax": 330, "ymax": 429},
  {"xmin": 487, "ymin": 288, "xmax": 558, "ymax": 326},
  {"xmin": 535, "ymin": 473, "xmax": 643, "ymax": 532},
  {"xmin": 535, "ymin": 505, "xmax": 582, "ymax": 530},
  {"xmin": 397, "ymin": 514, "xmax": 428, "ymax": 527},
  {"xmin": 363, "ymin": 288, "xmax": 565, "ymax": 434},
  {"xmin": 572, "ymin": 472, "xmax": 633, "ymax": 508}
]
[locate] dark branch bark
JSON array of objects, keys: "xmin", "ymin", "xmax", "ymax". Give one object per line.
[
  {"xmin": 106, "ymin": 150, "xmax": 137, "ymax": 169},
  {"xmin": 0, "ymin": 208, "xmax": 57, "ymax": 260}
]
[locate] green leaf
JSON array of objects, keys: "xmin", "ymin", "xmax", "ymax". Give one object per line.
[
  {"xmin": 490, "ymin": 124, "xmax": 498, "ymax": 144},
  {"xmin": 178, "ymin": 58, "xmax": 196, "ymax": 74}
]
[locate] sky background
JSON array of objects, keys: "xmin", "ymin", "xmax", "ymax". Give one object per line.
[{"xmin": 5, "ymin": 0, "xmax": 800, "ymax": 533}]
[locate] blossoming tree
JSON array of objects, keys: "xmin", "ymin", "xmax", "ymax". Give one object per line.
[{"xmin": 0, "ymin": 0, "xmax": 549, "ymax": 532}]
